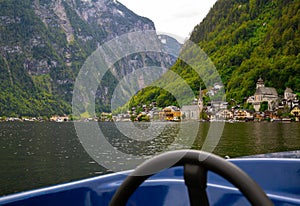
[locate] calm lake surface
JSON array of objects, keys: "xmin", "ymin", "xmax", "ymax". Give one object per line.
[{"xmin": 1, "ymin": 121, "xmax": 300, "ymax": 196}]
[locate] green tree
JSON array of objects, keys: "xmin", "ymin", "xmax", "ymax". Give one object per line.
[{"xmin": 259, "ymin": 101, "xmax": 268, "ymax": 112}]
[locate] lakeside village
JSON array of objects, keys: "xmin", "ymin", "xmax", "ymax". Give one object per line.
[{"xmin": 2, "ymin": 78, "xmax": 300, "ymax": 123}]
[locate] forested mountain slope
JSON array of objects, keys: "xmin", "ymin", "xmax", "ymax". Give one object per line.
[
  {"xmin": 131, "ymin": 0, "xmax": 299, "ymax": 107},
  {"xmin": 189, "ymin": 0, "xmax": 299, "ymax": 101}
]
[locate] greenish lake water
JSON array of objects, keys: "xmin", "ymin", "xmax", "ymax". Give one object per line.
[{"xmin": 1, "ymin": 121, "xmax": 300, "ymax": 196}]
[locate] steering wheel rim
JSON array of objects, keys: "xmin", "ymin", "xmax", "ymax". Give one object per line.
[{"xmin": 110, "ymin": 150, "xmax": 274, "ymax": 206}]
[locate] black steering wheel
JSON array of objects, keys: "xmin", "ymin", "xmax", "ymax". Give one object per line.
[{"xmin": 110, "ymin": 150, "xmax": 273, "ymax": 206}]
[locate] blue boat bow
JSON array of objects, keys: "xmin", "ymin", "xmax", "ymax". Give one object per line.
[{"xmin": 0, "ymin": 150, "xmax": 299, "ymax": 206}]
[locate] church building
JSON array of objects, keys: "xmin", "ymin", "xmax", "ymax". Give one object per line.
[{"xmin": 247, "ymin": 78, "xmax": 278, "ymax": 112}]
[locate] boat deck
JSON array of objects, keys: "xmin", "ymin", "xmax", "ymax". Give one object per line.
[{"xmin": 0, "ymin": 152, "xmax": 300, "ymax": 206}]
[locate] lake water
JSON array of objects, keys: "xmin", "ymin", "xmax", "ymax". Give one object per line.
[{"xmin": 1, "ymin": 121, "xmax": 300, "ymax": 196}]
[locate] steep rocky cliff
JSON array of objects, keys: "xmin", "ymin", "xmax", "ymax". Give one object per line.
[{"xmin": 0, "ymin": 0, "xmax": 180, "ymax": 116}]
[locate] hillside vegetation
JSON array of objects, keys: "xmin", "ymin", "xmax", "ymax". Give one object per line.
[
  {"xmin": 131, "ymin": 0, "xmax": 300, "ymax": 107},
  {"xmin": 0, "ymin": 0, "xmax": 72, "ymax": 116},
  {"xmin": 0, "ymin": 0, "xmax": 160, "ymax": 117}
]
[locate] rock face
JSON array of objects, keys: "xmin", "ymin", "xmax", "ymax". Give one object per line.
[
  {"xmin": 34, "ymin": 0, "xmax": 154, "ymax": 43},
  {"xmin": 0, "ymin": 0, "xmax": 181, "ymax": 115}
]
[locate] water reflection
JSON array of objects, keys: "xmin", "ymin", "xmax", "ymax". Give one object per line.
[
  {"xmin": 1, "ymin": 121, "xmax": 300, "ymax": 196},
  {"xmin": 212, "ymin": 122, "xmax": 300, "ymax": 157},
  {"xmin": 101, "ymin": 122, "xmax": 180, "ymax": 156}
]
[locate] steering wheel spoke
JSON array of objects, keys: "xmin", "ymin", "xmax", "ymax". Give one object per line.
[
  {"xmin": 110, "ymin": 150, "xmax": 274, "ymax": 206},
  {"xmin": 184, "ymin": 164, "xmax": 209, "ymax": 206}
]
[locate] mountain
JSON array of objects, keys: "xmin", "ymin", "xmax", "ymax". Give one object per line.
[
  {"xmin": 131, "ymin": 0, "xmax": 299, "ymax": 107},
  {"xmin": 189, "ymin": 0, "xmax": 299, "ymax": 101},
  {"xmin": 0, "ymin": 0, "xmax": 181, "ymax": 117}
]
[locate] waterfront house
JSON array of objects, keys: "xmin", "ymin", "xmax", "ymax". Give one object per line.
[
  {"xmin": 148, "ymin": 107, "xmax": 160, "ymax": 121},
  {"xmin": 253, "ymin": 112, "xmax": 264, "ymax": 121},
  {"xmin": 206, "ymin": 111, "xmax": 216, "ymax": 121},
  {"xmin": 291, "ymin": 105, "xmax": 300, "ymax": 121},
  {"xmin": 283, "ymin": 98, "xmax": 300, "ymax": 110},
  {"xmin": 50, "ymin": 115, "xmax": 69, "ymax": 122},
  {"xmin": 264, "ymin": 110, "xmax": 278, "ymax": 120},
  {"xmin": 234, "ymin": 109, "xmax": 254, "ymax": 121},
  {"xmin": 159, "ymin": 106, "xmax": 181, "ymax": 121},
  {"xmin": 116, "ymin": 113, "xmax": 131, "ymax": 122},
  {"xmin": 99, "ymin": 113, "xmax": 113, "ymax": 122},
  {"xmin": 216, "ymin": 109, "xmax": 234, "ymax": 120}
]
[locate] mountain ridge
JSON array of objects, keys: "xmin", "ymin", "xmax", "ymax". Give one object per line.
[{"xmin": 0, "ymin": 0, "xmax": 181, "ymax": 117}]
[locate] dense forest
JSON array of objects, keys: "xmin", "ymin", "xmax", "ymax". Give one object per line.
[{"xmin": 130, "ymin": 0, "xmax": 300, "ymax": 108}]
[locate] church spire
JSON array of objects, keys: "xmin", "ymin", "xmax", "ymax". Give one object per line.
[
  {"xmin": 256, "ymin": 77, "xmax": 265, "ymax": 89},
  {"xmin": 198, "ymin": 86, "xmax": 203, "ymax": 112}
]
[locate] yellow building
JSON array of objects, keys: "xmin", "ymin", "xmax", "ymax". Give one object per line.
[
  {"xmin": 159, "ymin": 106, "xmax": 181, "ymax": 121},
  {"xmin": 291, "ymin": 106, "xmax": 300, "ymax": 121},
  {"xmin": 50, "ymin": 115, "xmax": 69, "ymax": 122}
]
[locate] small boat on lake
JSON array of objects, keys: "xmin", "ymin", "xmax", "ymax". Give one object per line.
[{"xmin": 0, "ymin": 150, "xmax": 299, "ymax": 206}]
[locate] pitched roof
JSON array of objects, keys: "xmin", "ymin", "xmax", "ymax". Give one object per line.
[
  {"xmin": 255, "ymin": 87, "xmax": 278, "ymax": 96},
  {"xmin": 285, "ymin": 87, "xmax": 293, "ymax": 93},
  {"xmin": 181, "ymin": 105, "xmax": 199, "ymax": 111}
]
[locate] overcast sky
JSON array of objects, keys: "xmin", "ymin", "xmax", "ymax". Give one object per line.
[{"xmin": 117, "ymin": 0, "xmax": 218, "ymax": 42}]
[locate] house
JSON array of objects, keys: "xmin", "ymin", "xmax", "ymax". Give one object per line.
[
  {"xmin": 206, "ymin": 83, "xmax": 224, "ymax": 97},
  {"xmin": 99, "ymin": 113, "xmax": 113, "ymax": 122},
  {"xmin": 116, "ymin": 113, "xmax": 131, "ymax": 122},
  {"xmin": 248, "ymin": 78, "xmax": 278, "ymax": 111},
  {"xmin": 253, "ymin": 112, "xmax": 264, "ymax": 121},
  {"xmin": 148, "ymin": 107, "xmax": 161, "ymax": 121},
  {"xmin": 284, "ymin": 88, "xmax": 297, "ymax": 100},
  {"xmin": 234, "ymin": 109, "xmax": 254, "ymax": 121},
  {"xmin": 159, "ymin": 106, "xmax": 181, "ymax": 121},
  {"xmin": 206, "ymin": 112, "xmax": 216, "ymax": 121},
  {"xmin": 264, "ymin": 110, "xmax": 278, "ymax": 120},
  {"xmin": 50, "ymin": 115, "xmax": 69, "ymax": 122},
  {"xmin": 207, "ymin": 101, "xmax": 228, "ymax": 112},
  {"xmin": 291, "ymin": 106, "xmax": 300, "ymax": 122},
  {"xmin": 213, "ymin": 82, "xmax": 223, "ymax": 90},
  {"xmin": 216, "ymin": 109, "xmax": 233, "ymax": 120}
]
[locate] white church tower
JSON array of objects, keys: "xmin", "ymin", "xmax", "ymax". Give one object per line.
[
  {"xmin": 256, "ymin": 77, "xmax": 265, "ymax": 89},
  {"xmin": 198, "ymin": 86, "xmax": 204, "ymax": 113}
]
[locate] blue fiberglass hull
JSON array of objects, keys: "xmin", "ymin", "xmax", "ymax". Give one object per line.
[{"xmin": 0, "ymin": 157, "xmax": 300, "ymax": 206}]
